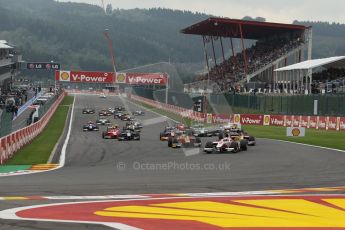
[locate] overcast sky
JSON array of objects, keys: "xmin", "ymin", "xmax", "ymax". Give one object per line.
[{"xmin": 59, "ymin": 0, "xmax": 345, "ymax": 24}]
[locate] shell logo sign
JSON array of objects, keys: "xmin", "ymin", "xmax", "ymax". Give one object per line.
[
  {"xmin": 287, "ymin": 127, "xmax": 305, "ymax": 137},
  {"xmin": 116, "ymin": 73, "xmax": 126, "ymax": 84},
  {"xmin": 59, "ymin": 71, "xmax": 70, "ymax": 82},
  {"xmin": 234, "ymin": 114, "xmax": 240, "ymax": 123},
  {"xmin": 263, "ymin": 115, "xmax": 270, "ymax": 126}
]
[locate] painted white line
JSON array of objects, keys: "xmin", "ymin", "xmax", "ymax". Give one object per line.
[
  {"xmin": 142, "ymin": 117, "xmax": 168, "ymax": 126},
  {"xmin": 59, "ymin": 95, "xmax": 76, "ymax": 167},
  {"xmin": 42, "ymin": 195, "xmax": 149, "ymax": 200},
  {"xmin": 260, "ymin": 138, "xmax": 345, "ymax": 153},
  {"xmin": 126, "ymin": 99, "xmax": 180, "ymax": 123}
]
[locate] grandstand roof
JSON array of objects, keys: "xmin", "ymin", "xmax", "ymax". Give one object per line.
[
  {"xmin": 275, "ymin": 56, "xmax": 345, "ymax": 71},
  {"xmin": 181, "ymin": 17, "xmax": 308, "ymax": 39}
]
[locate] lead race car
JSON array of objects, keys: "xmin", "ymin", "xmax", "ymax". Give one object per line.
[
  {"xmin": 82, "ymin": 121, "xmax": 100, "ymax": 131},
  {"xmin": 204, "ymin": 134, "xmax": 247, "ymax": 154},
  {"xmin": 99, "ymin": 109, "xmax": 113, "ymax": 116}
]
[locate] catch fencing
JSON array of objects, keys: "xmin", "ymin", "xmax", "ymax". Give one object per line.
[{"xmin": 0, "ymin": 92, "xmax": 66, "ymax": 165}]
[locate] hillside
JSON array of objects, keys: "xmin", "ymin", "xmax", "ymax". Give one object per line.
[
  {"xmin": 0, "ymin": 0, "xmax": 206, "ymax": 72},
  {"xmin": 1, "ymin": 0, "xmax": 345, "ymax": 82}
]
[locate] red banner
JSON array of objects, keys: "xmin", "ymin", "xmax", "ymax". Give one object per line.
[
  {"xmin": 285, "ymin": 116, "xmax": 293, "ymax": 127},
  {"xmin": 339, "ymin": 117, "xmax": 345, "ymax": 131},
  {"xmin": 116, "ymin": 73, "xmax": 168, "ymax": 85},
  {"xmin": 56, "ymin": 71, "xmax": 114, "ymax": 83},
  {"xmin": 327, "ymin": 117, "xmax": 338, "ymax": 130},
  {"xmin": 240, "ymin": 114, "xmax": 263, "ymax": 125},
  {"xmin": 212, "ymin": 114, "xmax": 232, "ymax": 124},
  {"xmin": 292, "ymin": 115, "xmax": 301, "ymax": 127},
  {"xmin": 268, "ymin": 115, "xmax": 285, "ymax": 126},
  {"xmin": 300, "ymin": 116, "xmax": 308, "ymax": 128},
  {"xmin": 308, "ymin": 116, "xmax": 318, "ymax": 129},
  {"xmin": 318, "ymin": 116, "xmax": 327, "ymax": 130}
]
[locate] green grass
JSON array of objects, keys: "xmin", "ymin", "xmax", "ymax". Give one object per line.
[
  {"xmin": 5, "ymin": 96, "xmax": 74, "ymax": 165},
  {"xmin": 243, "ymin": 125, "xmax": 345, "ymax": 151}
]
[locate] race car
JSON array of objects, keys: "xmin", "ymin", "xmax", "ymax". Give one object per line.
[
  {"xmin": 168, "ymin": 132, "xmax": 201, "ymax": 148},
  {"xmin": 100, "ymin": 93, "xmax": 106, "ymax": 98},
  {"xmin": 204, "ymin": 134, "xmax": 247, "ymax": 154},
  {"xmin": 114, "ymin": 106, "xmax": 125, "ymax": 111},
  {"xmin": 159, "ymin": 127, "xmax": 182, "ymax": 141},
  {"xmin": 120, "ymin": 114, "xmax": 135, "ymax": 121},
  {"xmin": 96, "ymin": 117, "xmax": 111, "ymax": 125},
  {"xmin": 102, "ymin": 125, "xmax": 121, "ymax": 139},
  {"xmin": 83, "ymin": 121, "xmax": 99, "ymax": 131},
  {"xmin": 99, "ymin": 109, "xmax": 113, "ymax": 116},
  {"xmin": 82, "ymin": 107, "xmax": 95, "ymax": 114},
  {"xmin": 118, "ymin": 128, "xmax": 140, "ymax": 141},
  {"xmin": 126, "ymin": 121, "xmax": 143, "ymax": 130},
  {"xmin": 191, "ymin": 124, "xmax": 221, "ymax": 137},
  {"xmin": 176, "ymin": 123, "xmax": 188, "ymax": 131},
  {"xmin": 114, "ymin": 111, "xmax": 125, "ymax": 118},
  {"xmin": 228, "ymin": 130, "xmax": 256, "ymax": 146},
  {"xmin": 132, "ymin": 110, "xmax": 145, "ymax": 116}
]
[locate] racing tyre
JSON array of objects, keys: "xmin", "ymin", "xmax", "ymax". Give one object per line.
[
  {"xmin": 248, "ymin": 136, "xmax": 256, "ymax": 146},
  {"xmin": 240, "ymin": 140, "xmax": 248, "ymax": 151},
  {"xmin": 168, "ymin": 137, "xmax": 173, "ymax": 147},
  {"xmin": 102, "ymin": 132, "xmax": 106, "ymax": 139},
  {"xmin": 229, "ymin": 142, "xmax": 240, "ymax": 153},
  {"xmin": 218, "ymin": 132, "xmax": 224, "ymax": 140},
  {"xmin": 160, "ymin": 132, "xmax": 165, "ymax": 140}
]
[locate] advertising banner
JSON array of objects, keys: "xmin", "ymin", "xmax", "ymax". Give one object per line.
[
  {"xmin": 27, "ymin": 62, "xmax": 60, "ymax": 70},
  {"xmin": 287, "ymin": 127, "xmax": 306, "ymax": 137},
  {"xmin": 285, "ymin": 115, "xmax": 293, "ymax": 127},
  {"xmin": 317, "ymin": 116, "xmax": 327, "ymax": 130},
  {"xmin": 212, "ymin": 114, "xmax": 232, "ymax": 124},
  {"xmin": 327, "ymin": 117, "xmax": 338, "ymax": 130},
  {"xmin": 127, "ymin": 73, "xmax": 168, "ymax": 85},
  {"xmin": 300, "ymin": 116, "xmax": 309, "ymax": 128},
  {"xmin": 55, "ymin": 71, "xmax": 114, "ymax": 83},
  {"xmin": 308, "ymin": 116, "xmax": 318, "ymax": 129},
  {"xmin": 239, "ymin": 114, "xmax": 263, "ymax": 125},
  {"xmin": 339, "ymin": 117, "xmax": 345, "ymax": 131},
  {"xmin": 267, "ymin": 115, "xmax": 285, "ymax": 126}
]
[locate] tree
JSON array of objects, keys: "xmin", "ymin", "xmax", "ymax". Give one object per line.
[{"xmin": 106, "ymin": 4, "xmax": 112, "ymax": 15}]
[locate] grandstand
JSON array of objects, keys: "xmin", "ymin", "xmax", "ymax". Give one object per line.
[{"xmin": 181, "ymin": 18, "xmax": 312, "ymax": 93}]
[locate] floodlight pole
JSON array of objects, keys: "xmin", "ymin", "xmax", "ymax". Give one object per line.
[{"xmin": 104, "ymin": 29, "xmax": 117, "ymax": 91}]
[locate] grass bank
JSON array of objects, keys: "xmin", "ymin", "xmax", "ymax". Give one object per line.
[{"xmin": 5, "ymin": 95, "xmax": 74, "ymax": 165}]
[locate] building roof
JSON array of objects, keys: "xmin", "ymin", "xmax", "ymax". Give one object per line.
[
  {"xmin": 275, "ymin": 56, "xmax": 345, "ymax": 72},
  {"xmin": 181, "ymin": 17, "xmax": 308, "ymax": 39},
  {"xmin": 0, "ymin": 42, "xmax": 13, "ymax": 49}
]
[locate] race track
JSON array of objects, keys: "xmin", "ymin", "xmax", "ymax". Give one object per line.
[{"xmin": 1, "ymin": 94, "xmax": 345, "ymax": 229}]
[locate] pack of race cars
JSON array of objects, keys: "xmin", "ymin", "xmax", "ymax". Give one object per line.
[
  {"xmin": 160, "ymin": 122, "xmax": 256, "ymax": 154},
  {"xmin": 82, "ymin": 106, "xmax": 143, "ymax": 141},
  {"xmin": 82, "ymin": 104, "xmax": 256, "ymax": 153}
]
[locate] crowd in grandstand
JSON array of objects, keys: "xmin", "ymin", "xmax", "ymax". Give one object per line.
[{"xmin": 196, "ymin": 37, "xmax": 303, "ymax": 92}]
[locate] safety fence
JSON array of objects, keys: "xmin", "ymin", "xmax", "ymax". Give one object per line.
[
  {"xmin": 130, "ymin": 94, "xmax": 345, "ymax": 132},
  {"xmin": 0, "ymin": 92, "xmax": 66, "ymax": 165},
  {"xmin": 65, "ymin": 89, "xmax": 119, "ymax": 96},
  {"xmin": 132, "ymin": 87, "xmax": 345, "ymax": 116}
]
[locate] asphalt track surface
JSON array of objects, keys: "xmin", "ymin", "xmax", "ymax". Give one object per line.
[{"xmin": 0, "ymin": 94, "xmax": 345, "ymax": 229}]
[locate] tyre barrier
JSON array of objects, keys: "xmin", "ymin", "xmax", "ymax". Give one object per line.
[{"xmin": 0, "ymin": 92, "xmax": 66, "ymax": 165}]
